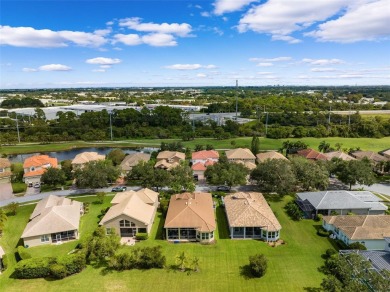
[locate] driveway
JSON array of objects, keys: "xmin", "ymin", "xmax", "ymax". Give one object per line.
[{"xmin": 0, "ymin": 182, "xmax": 14, "ymax": 200}]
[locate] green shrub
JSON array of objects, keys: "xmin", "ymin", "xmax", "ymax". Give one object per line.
[
  {"xmin": 17, "ymin": 246, "xmax": 32, "ymax": 260},
  {"xmin": 11, "ymin": 182, "xmax": 26, "ymax": 194},
  {"xmin": 317, "ymin": 227, "xmax": 331, "ymax": 237},
  {"xmin": 109, "ymin": 246, "xmax": 165, "ymax": 271},
  {"xmin": 2, "ymin": 254, "xmax": 8, "ymax": 270},
  {"xmin": 324, "ymin": 249, "xmax": 337, "ymax": 259},
  {"xmin": 334, "ymin": 239, "xmax": 349, "ymax": 249},
  {"xmin": 50, "ymin": 264, "xmax": 67, "ymax": 279},
  {"xmin": 57, "ymin": 252, "xmax": 86, "ymax": 275},
  {"xmin": 314, "ymin": 214, "xmax": 323, "ymax": 222},
  {"xmin": 249, "ymin": 254, "xmax": 267, "ymax": 278},
  {"xmin": 284, "ymin": 201, "xmax": 303, "ymax": 221},
  {"xmin": 14, "ymin": 257, "xmax": 56, "ymax": 279},
  {"xmin": 135, "ymin": 233, "xmax": 148, "ymax": 240},
  {"xmin": 348, "ymin": 242, "xmax": 367, "ymax": 250}
]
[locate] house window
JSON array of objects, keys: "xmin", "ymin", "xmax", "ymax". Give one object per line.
[
  {"xmin": 138, "ymin": 228, "xmax": 147, "ymax": 233},
  {"xmin": 201, "ymin": 233, "xmax": 209, "ymax": 240},
  {"xmin": 0, "ymin": 168, "xmax": 4, "ymax": 173},
  {"xmin": 130, "ymin": 221, "xmax": 136, "ymax": 227},
  {"xmin": 30, "ymin": 167, "xmax": 35, "ymax": 171},
  {"xmin": 119, "ymin": 220, "xmax": 131, "ymax": 227},
  {"xmin": 41, "ymin": 235, "xmax": 50, "ymax": 242}
]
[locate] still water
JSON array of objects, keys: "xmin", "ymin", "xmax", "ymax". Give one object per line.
[{"xmin": 7, "ymin": 147, "xmax": 158, "ymax": 163}]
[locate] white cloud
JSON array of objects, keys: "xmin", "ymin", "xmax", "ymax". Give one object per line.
[
  {"xmin": 100, "ymin": 65, "xmax": 112, "ymax": 69},
  {"xmin": 164, "ymin": 64, "xmax": 217, "ymax": 70},
  {"xmin": 113, "ymin": 34, "xmax": 142, "ymax": 46},
  {"xmin": 307, "ymin": 0, "xmax": 390, "ymax": 42},
  {"xmin": 22, "ymin": 68, "xmax": 38, "ymax": 72},
  {"xmin": 302, "ymin": 58, "xmax": 345, "ymax": 66},
  {"xmin": 38, "ymin": 64, "xmax": 72, "ymax": 71},
  {"xmin": 250, "ymin": 56, "xmax": 292, "ymax": 62},
  {"xmin": 271, "ymin": 35, "xmax": 301, "ymax": 44},
  {"xmin": 201, "ymin": 11, "xmax": 211, "ymax": 17},
  {"xmin": 119, "ymin": 17, "xmax": 192, "ymax": 37},
  {"xmin": 310, "ymin": 67, "xmax": 337, "ymax": 72},
  {"xmin": 0, "ymin": 25, "xmax": 107, "ymax": 48},
  {"xmin": 106, "ymin": 21, "xmax": 114, "ymax": 26},
  {"xmin": 92, "ymin": 69, "xmax": 106, "ymax": 72},
  {"xmin": 237, "ymin": 0, "xmax": 348, "ymax": 42},
  {"xmin": 142, "ymin": 33, "xmax": 177, "ymax": 46},
  {"xmin": 214, "ymin": 0, "xmax": 257, "ymax": 15},
  {"xmin": 257, "ymin": 71, "xmax": 273, "ymax": 75},
  {"xmin": 257, "ymin": 62, "xmax": 273, "ymax": 67},
  {"xmin": 85, "ymin": 57, "xmax": 122, "ymax": 65},
  {"xmin": 197, "ymin": 73, "xmax": 207, "ymax": 78}
]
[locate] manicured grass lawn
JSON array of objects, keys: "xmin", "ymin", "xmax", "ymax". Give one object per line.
[
  {"xmin": 0, "ymin": 194, "xmax": 333, "ymax": 291},
  {"xmin": 2, "ymin": 136, "xmax": 390, "ymax": 154}
]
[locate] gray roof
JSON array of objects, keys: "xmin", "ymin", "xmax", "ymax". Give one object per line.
[
  {"xmin": 296, "ymin": 190, "xmax": 388, "ymax": 211},
  {"xmin": 356, "ymin": 250, "xmax": 390, "ymax": 271}
]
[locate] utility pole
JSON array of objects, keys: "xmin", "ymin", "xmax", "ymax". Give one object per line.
[
  {"xmin": 348, "ymin": 102, "xmax": 352, "ymax": 128},
  {"xmin": 328, "ymin": 106, "xmax": 331, "ymax": 124},
  {"xmin": 265, "ymin": 111, "xmax": 269, "ymax": 136},
  {"xmin": 235, "ymin": 80, "xmax": 238, "ymax": 120},
  {"xmin": 15, "ymin": 115, "xmax": 21, "ymax": 143},
  {"xmin": 109, "ymin": 111, "xmax": 113, "ymax": 141}
]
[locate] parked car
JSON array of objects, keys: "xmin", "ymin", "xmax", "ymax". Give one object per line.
[
  {"xmin": 111, "ymin": 186, "xmax": 127, "ymax": 192},
  {"xmin": 216, "ymin": 185, "xmax": 230, "ymax": 192},
  {"xmin": 33, "ymin": 183, "xmax": 40, "ymax": 188}
]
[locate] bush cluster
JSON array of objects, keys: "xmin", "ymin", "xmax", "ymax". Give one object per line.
[
  {"xmin": 284, "ymin": 201, "xmax": 303, "ymax": 221},
  {"xmin": 109, "ymin": 246, "xmax": 165, "ymax": 271},
  {"xmin": 317, "ymin": 227, "xmax": 331, "ymax": 237},
  {"xmin": 17, "ymin": 246, "xmax": 32, "ymax": 260},
  {"xmin": 14, "ymin": 252, "xmax": 86, "ymax": 279},
  {"xmin": 135, "ymin": 233, "xmax": 148, "ymax": 240},
  {"xmin": 348, "ymin": 242, "xmax": 367, "ymax": 250},
  {"xmin": 248, "ymin": 254, "xmax": 267, "ymax": 278}
]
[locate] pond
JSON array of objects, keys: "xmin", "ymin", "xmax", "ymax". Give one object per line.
[{"xmin": 7, "ymin": 147, "xmax": 159, "ymax": 163}]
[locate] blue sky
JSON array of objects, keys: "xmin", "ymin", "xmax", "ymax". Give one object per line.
[{"xmin": 1, "ymin": 0, "xmax": 389, "ymax": 89}]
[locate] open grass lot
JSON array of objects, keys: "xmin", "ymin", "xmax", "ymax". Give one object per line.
[
  {"xmin": 2, "ymin": 136, "xmax": 390, "ymax": 154},
  {"xmin": 0, "ymin": 194, "xmax": 334, "ymax": 292}
]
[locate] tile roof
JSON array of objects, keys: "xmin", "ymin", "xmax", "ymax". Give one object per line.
[
  {"xmin": 156, "ymin": 151, "xmax": 185, "ymax": 160},
  {"xmin": 192, "ymin": 150, "xmax": 219, "ymax": 160},
  {"xmin": 164, "ymin": 192, "xmax": 216, "ymax": 232},
  {"xmin": 224, "ymin": 192, "xmax": 281, "ymax": 231},
  {"xmin": 23, "ymin": 168, "xmax": 46, "ymax": 177},
  {"xmin": 191, "ymin": 160, "xmax": 215, "ymax": 171},
  {"xmin": 154, "ymin": 160, "xmax": 180, "ymax": 170},
  {"xmin": 323, "ymin": 215, "xmax": 390, "ymax": 240},
  {"xmin": 71, "ymin": 152, "xmax": 105, "ymax": 165},
  {"xmin": 120, "ymin": 153, "xmax": 151, "ymax": 171},
  {"xmin": 297, "ymin": 148, "xmax": 327, "ymax": 160},
  {"xmin": 297, "ymin": 190, "xmax": 388, "ymax": 211},
  {"xmin": 22, "ymin": 195, "xmax": 82, "ymax": 238},
  {"xmin": 0, "ymin": 158, "xmax": 11, "ymax": 168},
  {"xmin": 100, "ymin": 192, "xmax": 155, "ymax": 225},
  {"xmin": 324, "ymin": 151, "xmax": 356, "ymax": 161},
  {"xmin": 351, "ymin": 151, "xmax": 388, "ymax": 162},
  {"xmin": 226, "ymin": 148, "xmax": 256, "ymax": 160},
  {"xmin": 23, "ymin": 155, "xmax": 58, "ymax": 169},
  {"xmin": 256, "ymin": 151, "xmax": 288, "ymax": 163}
]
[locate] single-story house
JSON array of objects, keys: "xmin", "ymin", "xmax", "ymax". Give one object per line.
[
  {"xmin": 256, "ymin": 151, "xmax": 288, "ymax": 164},
  {"xmin": 23, "ymin": 155, "xmax": 58, "ymax": 185},
  {"xmin": 382, "ymin": 149, "xmax": 390, "ymax": 159},
  {"xmin": 296, "ymin": 148, "xmax": 327, "ymax": 161},
  {"xmin": 21, "ymin": 195, "xmax": 83, "ymax": 247},
  {"xmin": 100, "ymin": 188, "xmax": 158, "ymax": 237},
  {"xmin": 296, "ymin": 190, "xmax": 388, "ymax": 219},
  {"xmin": 323, "ymin": 215, "xmax": 390, "ymax": 250},
  {"xmin": 71, "ymin": 151, "xmax": 105, "ymax": 170},
  {"xmin": 224, "ymin": 192, "xmax": 281, "ymax": 241},
  {"xmin": 119, "ymin": 152, "xmax": 151, "ymax": 174},
  {"xmin": 351, "ymin": 150, "xmax": 388, "ymax": 163},
  {"xmin": 226, "ymin": 148, "xmax": 256, "ymax": 170},
  {"xmin": 0, "ymin": 158, "xmax": 12, "ymax": 184},
  {"xmin": 155, "ymin": 151, "xmax": 185, "ymax": 170},
  {"xmin": 324, "ymin": 151, "xmax": 355, "ymax": 161},
  {"xmin": 164, "ymin": 192, "xmax": 215, "ymax": 243}
]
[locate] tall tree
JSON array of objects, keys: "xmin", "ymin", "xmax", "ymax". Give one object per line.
[
  {"xmin": 75, "ymin": 160, "xmax": 120, "ymax": 189},
  {"xmin": 41, "ymin": 167, "xmax": 66, "ymax": 187},
  {"xmin": 169, "ymin": 162, "xmax": 195, "ymax": 193},
  {"xmin": 107, "ymin": 149, "xmax": 126, "ymax": 166},
  {"xmin": 205, "ymin": 162, "xmax": 249, "ymax": 189},
  {"xmin": 290, "ymin": 157, "xmax": 329, "ymax": 191},
  {"xmin": 251, "ymin": 135, "xmax": 260, "ymax": 155},
  {"xmin": 335, "ymin": 159, "xmax": 375, "ymax": 190}
]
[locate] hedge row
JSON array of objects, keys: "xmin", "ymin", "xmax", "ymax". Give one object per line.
[
  {"xmin": 135, "ymin": 233, "xmax": 148, "ymax": 240},
  {"xmin": 17, "ymin": 246, "xmax": 32, "ymax": 260},
  {"xmin": 14, "ymin": 252, "xmax": 86, "ymax": 279}
]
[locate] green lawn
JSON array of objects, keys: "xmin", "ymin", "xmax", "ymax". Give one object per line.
[
  {"xmin": 2, "ymin": 136, "xmax": 390, "ymax": 154},
  {"xmin": 0, "ymin": 194, "xmax": 334, "ymax": 292}
]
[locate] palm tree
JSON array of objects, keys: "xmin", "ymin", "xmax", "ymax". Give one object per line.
[
  {"xmin": 318, "ymin": 140, "xmax": 330, "ymax": 153},
  {"xmin": 176, "ymin": 251, "xmax": 187, "ymax": 271},
  {"xmin": 192, "ymin": 256, "xmax": 200, "ymax": 272}
]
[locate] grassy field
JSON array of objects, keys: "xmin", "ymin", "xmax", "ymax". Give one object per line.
[
  {"xmin": 1, "ymin": 136, "xmax": 390, "ymax": 155},
  {"xmin": 0, "ymin": 194, "xmax": 334, "ymax": 292}
]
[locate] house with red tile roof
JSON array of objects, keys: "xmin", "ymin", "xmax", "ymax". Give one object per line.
[
  {"xmin": 23, "ymin": 155, "xmax": 58, "ymax": 185},
  {"xmin": 296, "ymin": 148, "xmax": 327, "ymax": 161},
  {"xmin": 191, "ymin": 150, "xmax": 219, "ymax": 181}
]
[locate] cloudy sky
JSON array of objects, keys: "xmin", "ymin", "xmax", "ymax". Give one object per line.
[{"xmin": 1, "ymin": 0, "xmax": 389, "ymax": 89}]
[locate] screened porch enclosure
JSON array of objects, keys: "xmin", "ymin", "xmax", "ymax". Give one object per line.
[
  {"xmin": 51, "ymin": 230, "xmax": 77, "ymax": 243},
  {"xmin": 230, "ymin": 226, "xmax": 280, "ymax": 241},
  {"xmin": 166, "ymin": 228, "xmax": 197, "ymax": 240}
]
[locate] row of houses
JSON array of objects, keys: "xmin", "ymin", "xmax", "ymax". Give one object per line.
[{"xmin": 21, "ymin": 191, "xmax": 282, "ymax": 247}]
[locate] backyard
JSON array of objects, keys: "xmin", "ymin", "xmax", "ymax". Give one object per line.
[{"xmin": 0, "ymin": 194, "xmax": 334, "ymax": 291}]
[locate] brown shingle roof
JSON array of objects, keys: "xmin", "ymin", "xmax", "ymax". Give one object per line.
[
  {"xmin": 156, "ymin": 151, "xmax": 185, "ymax": 160},
  {"xmin": 351, "ymin": 151, "xmax": 388, "ymax": 163},
  {"xmin": 256, "ymin": 151, "xmax": 288, "ymax": 163},
  {"xmin": 71, "ymin": 152, "xmax": 105, "ymax": 165},
  {"xmin": 0, "ymin": 158, "xmax": 11, "ymax": 168},
  {"xmin": 120, "ymin": 153, "xmax": 151, "ymax": 171},
  {"xmin": 323, "ymin": 215, "xmax": 390, "ymax": 240},
  {"xmin": 297, "ymin": 149, "xmax": 327, "ymax": 160},
  {"xmin": 324, "ymin": 151, "xmax": 356, "ymax": 161},
  {"xmin": 224, "ymin": 192, "xmax": 281, "ymax": 231},
  {"xmin": 226, "ymin": 148, "xmax": 256, "ymax": 160},
  {"xmin": 164, "ymin": 192, "xmax": 216, "ymax": 232}
]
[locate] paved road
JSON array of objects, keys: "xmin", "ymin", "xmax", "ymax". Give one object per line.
[
  {"xmin": 353, "ymin": 182, "xmax": 390, "ymax": 196},
  {"xmin": 0, "ymin": 182, "xmax": 14, "ymax": 200}
]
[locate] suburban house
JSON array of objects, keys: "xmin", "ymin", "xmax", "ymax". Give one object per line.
[
  {"xmin": 119, "ymin": 152, "xmax": 151, "ymax": 174},
  {"xmin": 0, "ymin": 158, "xmax": 12, "ymax": 184},
  {"xmin": 324, "ymin": 151, "xmax": 355, "ymax": 161},
  {"xmin": 351, "ymin": 150, "xmax": 389, "ymax": 163},
  {"xmin": 296, "ymin": 190, "xmax": 388, "ymax": 219},
  {"xmin": 23, "ymin": 155, "xmax": 58, "ymax": 185},
  {"xmin": 100, "ymin": 188, "xmax": 158, "ymax": 237},
  {"xmin": 381, "ymin": 149, "xmax": 390, "ymax": 159},
  {"xmin": 323, "ymin": 215, "xmax": 390, "ymax": 250},
  {"xmin": 155, "ymin": 151, "xmax": 185, "ymax": 170},
  {"xmin": 191, "ymin": 150, "xmax": 219, "ymax": 181},
  {"xmin": 224, "ymin": 192, "xmax": 281, "ymax": 241},
  {"xmin": 71, "ymin": 151, "xmax": 105, "ymax": 170},
  {"xmin": 296, "ymin": 148, "xmax": 327, "ymax": 161},
  {"xmin": 21, "ymin": 195, "xmax": 83, "ymax": 247},
  {"xmin": 164, "ymin": 192, "xmax": 216, "ymax": 242},
  {"xmin": 256, "ymin": 151, "xmax": 288, "ymax": 164},
  {"xmin": 225, "ymin": 148, "xmax": 256, "ymax": 170}
]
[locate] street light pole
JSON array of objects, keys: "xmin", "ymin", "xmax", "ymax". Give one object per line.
[
  {"xmin": 109, "ymin": 111, "xmax": 113, "ymax": 141},
  {"xmin": 15, "ymin": 116, "xmax": 21, "ymax": 143}
]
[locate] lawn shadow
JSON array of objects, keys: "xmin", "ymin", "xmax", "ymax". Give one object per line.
[
  {"xmin": 262, "ymin": 193, "xmax": 285, "ymax": 202},
  {"xmin": 303, "ymin": 288, "xmax": 322, "ymax": 292},
  {"xmin": 154, "ymin": 213, "xmax": 166, "ymax": 240},
  {"xmin": 215, "ymin": 205, "xmax": 229, "ymax": 239},
  {"xmin": 239, "ymin": 265, "xmax": 256, "ymax": 280},
  {"xmin": 312, "ymin": 224, "xmax": 340, "ymax": 251}
]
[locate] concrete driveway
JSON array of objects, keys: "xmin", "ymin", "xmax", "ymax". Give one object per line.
[{"xmin": 0, "ymin": 182, "xmax": 15, "ymax": 200}]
